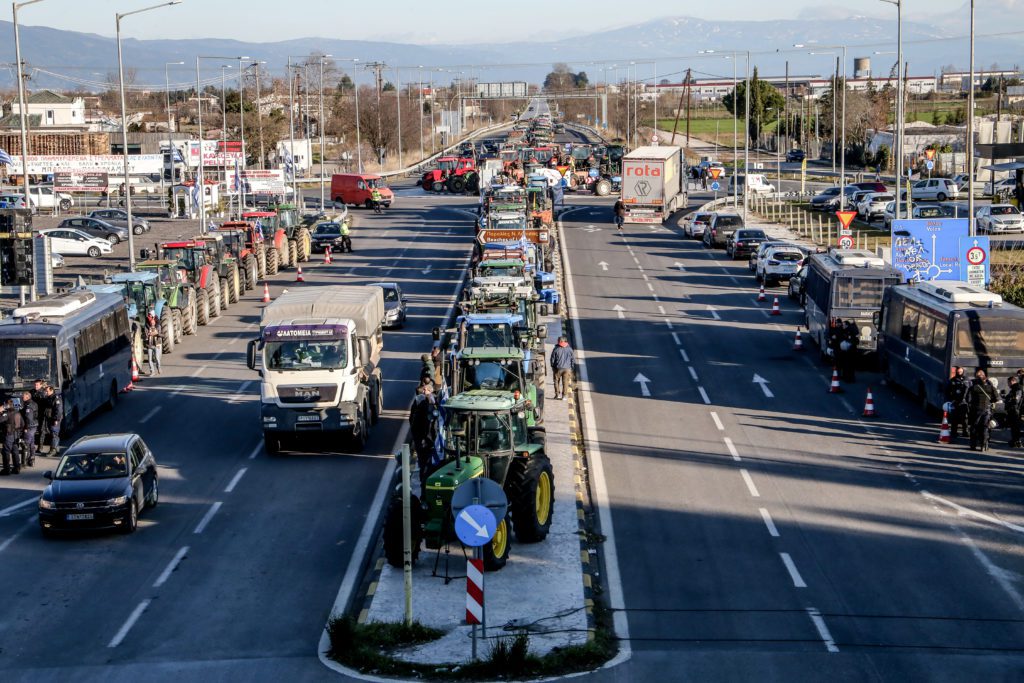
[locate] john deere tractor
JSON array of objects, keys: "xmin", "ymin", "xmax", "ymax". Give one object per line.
[
  {"xmin": 383, "ymin": 390, "xmax": 553, "ymax": 571},
  {"xmin": 152, "ymin": 240, "xmax": 224, "ymax": 324},
  {"xmin": 103, "ymin": 270, "xmax": 182, "ymax": 356}
]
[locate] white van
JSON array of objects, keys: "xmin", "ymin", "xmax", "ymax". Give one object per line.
[{"xmin": 729, "ymin": 173, "xmax": 776, "ymax": 196}]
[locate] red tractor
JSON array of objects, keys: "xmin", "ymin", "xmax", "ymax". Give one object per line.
[
  {"xmin": 421, "ymin": 156, "xmax": 479, "ymax": 194},
  {"xmin": 216, "ymin": 220, "xmax": 271, "ymax": 287},
  {"xmin": 242, "ymin": 210, "xmax": 291, "ymax": 272}
]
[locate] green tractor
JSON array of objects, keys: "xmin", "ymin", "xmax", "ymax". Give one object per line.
[
  {"xmin": 269, "ymin": 202, "xmax": 312, "ymax": 263},
  {"xmin": 106, "ymin": 270, "xmax": 182, "ymax": 356},
  {"xmin": 136, "ymin": 260, "xmax": 201, "ymax": 336},
  {"xmin": 383, "ymin": 390, "xmax": 553, "ymax": 571},
  {"xmin": 452, "ymin": 347, "xmax": 544, "ymax": 427},
  {"xmin": 197, "ymin": 234, "xmax": 243, "ymax": 305}
]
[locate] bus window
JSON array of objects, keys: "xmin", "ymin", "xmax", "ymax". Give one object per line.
[
  {"xmin": 901, "ymin": 305, "xmax": 920, "ymax": 344},
  {"xmin": 917, "ymin": 314, "xmax": 936, "ymax": 352},
  {"xmin": 956, "ymin": 318, "xmax": 1024, "ymax": 357},
  {"xmin": 885, "ymin": 299, "xmax": 904, "ymax": 337},
  {"xmin": 930, "ymin": 318, "xmax": 949, "ymax": 359},
  {"xmin": 834, "ymin": 276, "xmax": 887, "ymax": 309}
]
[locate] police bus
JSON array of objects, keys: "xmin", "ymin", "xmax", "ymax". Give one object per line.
[
  {"xmin": 0, "ymin": 290, "xmax": 131, "ymax": 431},
  {"xmin": 803, "ymin": 249, "xmax": 904, "ymax": 357},
  {"xmin": 877, "ymin": 281, "xmax": 1024, "ymax": 410}
]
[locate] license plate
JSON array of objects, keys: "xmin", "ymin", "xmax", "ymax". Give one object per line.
[
  {"xmin": 297, "ymin": 414, "xmax": 320, "ymax": 422},
  {"xmin": 66, "ymin": 513, "xmax": 93, "ymax": 520}
]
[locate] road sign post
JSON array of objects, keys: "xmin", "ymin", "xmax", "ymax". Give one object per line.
[
  {"xmin": 835, "ymin": 210, "xmax": 857, "ymax": 248},
  {"xmin": 400, "ymin": 444, "xmax": 413, "ymax": 626}
]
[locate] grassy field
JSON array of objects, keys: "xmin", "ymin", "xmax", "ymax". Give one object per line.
[{"xmin": 654, "ymin": 116, "xmax": 776, "ymax": 148}]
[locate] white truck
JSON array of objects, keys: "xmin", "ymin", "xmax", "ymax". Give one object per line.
[
  {"xmin": 620, "ymin": 145, "xmax": 686, "ymax": 224},
  {"xmin": 247, "ymin": 286, "xmax": 385, "ymax": 453}
]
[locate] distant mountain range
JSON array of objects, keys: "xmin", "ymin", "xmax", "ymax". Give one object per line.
[{"xmin": 0, "ymin": 13, "xmax": 1019, "ymax": 92}]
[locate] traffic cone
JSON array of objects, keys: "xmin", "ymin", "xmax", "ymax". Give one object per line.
[
  {"xmin": 938, "ymin": 411, "xmax": 951, "ymax": 443},
  {"xmin": 262, "ymin": 282, "xmax": 271, "ymax": 303},
  {"xmin": 131, "ymin": 356, "xmax": 140, "ymax": 382},
  {"xmin": 793, "ymin": 327, "xmax": 803, "ymax": 351},
  {"xmin": 296, "ymin": 266, "xmax": 304, "ymax": 282},
  {"xmin": 757, "ymin": 285, "xmax": 766, "ymax": 302},
  {"xmin": 770, "ymin": 296, "xmax": 781, "ymax": 315},
  {"xmin": 325, "ymin": 246, "xmax": 332, "ymax": 264},
  {"xmin": 862, "ymin": 387, "xmax": 876, "ymax": 417},
  {"xmin": 828, "ymin": 367, "xmax": 842, "ymax": 393}
]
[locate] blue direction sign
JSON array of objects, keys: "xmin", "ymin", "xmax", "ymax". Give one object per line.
[
  {"xmin": 455, "ymin": 505, "xmax": 496, "ymax": 547},
  {"xmin": 960, "ymin": 236, "xmax": 991, "ymax": 285},
  {"xmin": 710, "ymin": 181, "xmax": 721, "ymax": 191},
  {"xmin": 925, "ymin": 160, "xmax": 935, "ymax": 171},
  {"xmin": 891, "ymin": 218, "xmax": 969, "ymax": 282}
]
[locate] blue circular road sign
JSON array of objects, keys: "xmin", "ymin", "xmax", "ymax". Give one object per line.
[
  {"xmin": 711, "ymin": 181, "xmax": 721, "ymax": 191},
  {"xmin": 454, "ymin": 504, "xmax": 497, "ymax": 547}
]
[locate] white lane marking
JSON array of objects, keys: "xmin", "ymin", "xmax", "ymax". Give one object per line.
[
  {"xmin": 657, "ymin": 305, "xmax": 666, "ymax": 315},
  {"xmin": 723, "ymin": 437, "xmax": 741, "ymax": 462},
  {"xmin": 710, "ymin": 412, "xmax": 724, "ymax": 431},
  {"xmin": 170, "ymin": 385, "xmax": 187, "ymax": 397},
  {"xmin": 227, "ymin": 337, "xmax": 240, "ymax": 346},
  {"xmin": 633, "ymin": 373, "xmax": 652, "ymax": 397},
  {"xmin": 664, "ymin": 319, "xmax": 674, "ymax": 330},
  {"xmin": 247, "ymin": 442, "xmax": 262, "ymax": 460},
  {"xmin": 688, "ymin": 366, "xmax": 699, "ymax": 382},
  {"xmin": 698, "ymin": 386, "xmax": 710, "ymax": 404},
  {"xmin": 740, "ymin": 469, "xmax": 760, "ymax": 497},
  {"xmin": 0, "ymin": 497, "xmax": 39, "ymax": 517},
  {"xmin": 652, "ymin": 293, "xmax": 660, "ymax": 302},
  {"xmin": 193, "ymin": 501, "xmax": 222, "ymax": 534},
  {"xmin": 637, "ymin": 265, "xmax": 645, "ymax": 272},
  {"xmin": 641, "ymin": 273, "xmax": 649, "ymax": 282},
  {"xmin": 0, "ymin": 517, "xmax": 33, "ymax": 553},
  {"xmin": 224, "ymin": 467, "xmax": 248, "ymax": 493},
  {"xmin": 720, "ymin": 267, "xmax": 731, "ymax": 275},
  {"xmin": 139, "ymin": 406, "xmax": 161, "ymax": 424},
  {"xmin": 807, "ymin": 607, "xmax": 839, "ymax": 653},
  {"xmin": 760, "ymin": 508, "xmax": 780, "ymax": 537},
  {"xmin": 234, "ymin": 380, "xmax": 252, "ymax": 395},
  {"xmin": 191, "ymin": 365, "xmax": 208, "ymax": 378},
  {"xmin": 923, "ymin": 491, "xmax": 1024, "ymax": 534},
  {"xmin": 679, "ymin": 348, "xmax": 689, "ymax": 362},
  {"xmin": 752, "ymin": 374, "xmax": 775, "ymax": 399},
  {"xmin": 839, "ymin": 398, "xmax": 854, "ymax": 412},
  {"xmin": 211, "ymin": 350, "xmax": 225, "ymax": 360},
  {"xmin": 108, "ymin": 599, "xmax": 151, "ymax": 648},
  {"xmin": 645, "ymin": 282, "xmax": 654, "ymax": 292},
  {"xmin": 671, "ymin": 332, "xmax": 681, "ymax": 345},
  {"xmin": 729, "ymin": 275, "xmax": 740, "ymax": 285},
  {"xmin": 153, "ymin": 546, "xmax": 190, "ymax": 588},
  {"xmin": 780, "ymin": 552, "xmax": 807, "ymax": 588},
  {"xmin": 707, "ymin": 306, "xmax": 720, "ymax": 321}
]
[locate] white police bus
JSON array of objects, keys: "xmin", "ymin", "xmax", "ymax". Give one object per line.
[{"xmin": 878, "ymin": 281, "xmax": 1024, "ymax": 410}]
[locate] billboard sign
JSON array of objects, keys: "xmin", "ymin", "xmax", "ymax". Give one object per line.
[
  {"xmin": 621, "ymin": 160, "xmax": 664, "ymax": 205},
  {"xmin": 184, "ymin": 141, "xmax": 243, "ymax": 168},
  {"xmin": 891, "ymin": 218, "xmax": 969, "ymax": 282},
  {"xmin": 475, "ymin": 82, "xmax": 528, "ymax": 98},
  {"xmin": 225, "ymin": 169, "xmax": 286, "ymax": 196},
  {"xmin": 53, "ymin": 171, "xmax": 109, "ymax": 193},
  {"xmin": 3, "ymin": 154, "xmax": 162, "ymax": 176}
]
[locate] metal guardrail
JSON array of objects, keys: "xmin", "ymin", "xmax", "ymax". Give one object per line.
[{"xmin": 564, "ymin": 122, "xmax": 607, "ymax": 145}]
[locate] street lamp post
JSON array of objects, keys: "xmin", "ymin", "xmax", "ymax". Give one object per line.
[
  {"xmin": 288, "ymin": 59, "xmax": 298, "ymax": 203},
  {"xmin": 117, "ymin": 1, "xmax": 182, "ymax": 271},
  {"xmin": 318, "ymin": 54, "xmax": 333, "ymax": 210},
  {"xmin": 252, "ymin": 62, "xmax": 266, "ymax": 170},
  {"xmin": 967, "ymin": 0, "xmax": 976, "ymax": 234},
  {"xmin": 418, "ymin": 65, "xmax": 425, "ymax": 162},
  {"xmin": 195, "ymin": 53, "xmax": 248, "ymax": 234},
  {"xmin": 880, "ymin": 0, "xmax": 904, "ymax": 227},
  {"xmin": 801, "ymin": 45, "xmax": 848, "ymax": 210},
  {"xmin": 219, "ymin": 64, "xmax": 231, "ymax": 218},
  {"xmin": 164, "ymin": 60, "xmax": 184, "ymax": 201},
  {"xmin": 395, "ymin": 65, "xmax": 403, "ymax": 170}
]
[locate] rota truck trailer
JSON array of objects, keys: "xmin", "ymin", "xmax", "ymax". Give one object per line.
[
  {"xmin": 620, "ymin": 145, "xmax": 686, "ymax": 224},
  {"xmin": 248, "ymin": 286, "xmax": 385, "ymax": 453}
]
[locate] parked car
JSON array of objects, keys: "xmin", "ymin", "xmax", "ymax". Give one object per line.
[
  {"xmin": 309, "ymin": 221, "xmax": 349, "ymax": 253},
  {"xmin": 88, "ymin": 208, "xmax": 150, "ymax": 234},
  {"xmin": 857, "ymin": 192, "xmax": 894, "ymax": 221},
  {"xmin": 703, "ymin": 213, "xmax": 744, "ymax": 248},
  {"xmin": 51, "ymin": 252, "xmax": 65, "ymax": 269},
  {"xmin": 952, "ymin": 173, "xmax": 985, "ymax": 195},
  {"xmin": 37, "ymin": 228, "xmax": 113, "ymax": 257},
  {"xmin": 38, "ymin": 433, "xmax": 159, "ymax": 536},
  {"xmin": 985, "ymin": 177, "xmax": 1016, "ymax": 198},
  {"xmin": 788, "ymin": 262, "xmax": 809, "ymax": 303},
  {"xmin": 0, "ymin": 192, "xmax": 33, "ymax": 211},
  {"xmin": 728, "ymin": 173, "xmax": 775, "ymax": 196},
  {"xmin": 976, "ymin": 204, "xmax": 1024, "ymax": 233},
  {"xmin": 810, "ymin": 187, "xmax": 841, "ymax": 210},
  {"xmin": 901, "ymin": 177, "xmax": 960, "ymax": 202},
  {"xmin": 785, "ymin": 149, "xmax": 806, "ymax": 162},
  {"xmin": 27, "ymin": 185, "xmax": 74, "ymax": 211},
  {"xmin": 759, "ymin": 246, "xmax": 804, "ymax": 286},
  {"xmin": 726, "ymin": 228, "xmax": 768, "ymax": 260},
  {"xmin": 369, "ymin": 281, "xmax": 407, "ymax": 329},
  {"xmin": 851, "ymin": 181, "xmax": 888, "ymax": 194},
  {"xmin": 751, "ymin": 240, "xmax": 798, "ymax": 273},
  {"xmin": 684, "ymin": 211, "xmax": 712, "ymax": 239},
  {"xmin": 851, "ymin": 191, "xmax": 874, "ymax": 213},
  {"xmin": 58, "ymin": 216, "xmax": 130, "ymax": 245},
  {"xmin": 883, "ymin": 201, "xmax": 960, "ymax": 229}
]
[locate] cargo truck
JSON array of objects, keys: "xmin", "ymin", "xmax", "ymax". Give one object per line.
[
  {"xmin": 247, "ymin": 286, "xmax": 385, "ymax": 453},
  {"xmin": 620, "ymin": 145, "xmax": 686, "ymax": 224}
]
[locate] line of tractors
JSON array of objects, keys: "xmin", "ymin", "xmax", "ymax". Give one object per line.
[{"xmin": 100, "ymin": 203, "xmax": 323, "ymax": 363}]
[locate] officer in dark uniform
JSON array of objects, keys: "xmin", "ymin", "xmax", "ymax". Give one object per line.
[
  {"xmin": 967, "ymin": 369, "xmax": 999, "ymax": 452},
  {"xmin": 1006, "ymin": 375, "xmax": 1023, "ymax": 448},
  {"xmin": 0, "ymin": 402, "xmax": 9, "ymax": 475},
  {"xmin": 3, "ymin": 399, "xmax": 24, "ymax": 474},
  {"xmin": 45, "ymin": 385, "xmax": 63, "ymax": 455},
  {"xmin": 32, "ymin": 379, "xmax": 48, "ymax": 451},
  {"xmin": 20, "ymin": 391, "xmax": 37, "ymax": 468},
  {"xmin": 945, "ymin": 366, "xmax": 970, "ymax": 439}
]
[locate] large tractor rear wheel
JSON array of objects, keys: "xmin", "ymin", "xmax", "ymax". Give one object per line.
[
  {"xmin": 383, "ymin": 492, "xmax": 423, "ymax": 568},
  {"xmin": 288, "ymin": 240, "xmax": 298, "ymax": 268},
  {"xmin": 594, "ymin": 179, "xmax": 612, "ymax": 196},
  {"xmin": 228, "ymin": 268, "xmax": 240, "ymax": 303},
  {"xmin": 267, "ymin": 248, "xmax": 279, "ymax": 275},
  {"xmin": 219, "ymin": 276, "xmax": 231, "ymax": 310},
  {"xmin": 279, "ymin": 241, "xmax": 291, "ymax": 268},
  {"xmin": 209, "ymin": 280, "xmax": 222, "ymax": 318},
  {"xmin": 184, "ymin": 296, "xmax": 198, "ymax": 335},
  {"xmin": 196, "ymin": 288, "xmax": 210, "ymax": 326},
  {"xmin": 244, "ymin": 255, "xmax": 258, "ymax": 290},
  {"xmin": 448, "ymin": 176, "xmax": 465, "ymax": 194},
  {"xmin": 159, "ymin": 309, "xmax": 175, "ymax": 354},
  {"xmin": 508, "ymin": 452, "xmax": 554, "ymax": 543},
  {"xmin": 482, "ymin": 515, "xmax": 511, "ymax": 571},
  {"xmin": 257, "ymin": 248, "xmax": 267, "ymax": 279},
  {"xmin": 298, "ymin": 228, "xmax": 311, "ymax": 261},
  {"xmin": 171, "ymin": 308, "xmax": 183, "ymax": 344}
]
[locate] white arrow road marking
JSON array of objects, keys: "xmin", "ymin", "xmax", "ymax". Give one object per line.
[
  {"xmin": 752, "ymin": 374, "xmax": 774, "ymax": 398},
  {"xmin": 422, "ymin": 264, "xmax": 432, "ymax": 275},
  {"xmin": 634, "ymin": 373, "xmax": 651, "ymax": 397},
  {"xmin": 707, "ymin": 306, "xmax": 721, "ymax": 321},
  {"xmin": 458, "ymin": 509, "xmax": 490, "ymax": 538},
  {"xmin": 582, "ymin": 225, "xmax": 602, "ymax": 233},
  {"xmin": 598, "ymin": 261, "xmax": 609, "ymax": 271},
  {"xmin": 674, "ymin": 262, "xmax": 686, "ymax": 271},
  {"xmin": 613, "ymin": 304, "xmax": 626, "ymax": 319}
]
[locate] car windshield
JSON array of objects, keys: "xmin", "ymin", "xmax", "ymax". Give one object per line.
[
  {"xmin": 693, "ymin": 214, "xmax": 711, "ymax": 223},
  {"xmin": 480, "ymin": 265, "xmax": 524, "ymax": 278},
  {"xmin": 265, "ymin": 340, "xmax": 347, "ymax": 371},
  {"xmin": 380, "ymin": 287, "xmax": 399, "ymax": 302},
  {"xmin": 991, "ymin": 206, "xmax": 1020, "ymax": 216},
  {"xmin": 466, "ymin": 324, "xmax": 514, "ymax": 347},
  {"xmin": 314, "ymin": 223, "xmax": 341, "ymax": 236},
  {"xmin": 736, "ymin": 230, "xmax": 766, "ymax": 240},
  {"xmin": 0, "ymin": 340, "xmax": 55, "ymax": 389},
  {"xmin": 873, "ymin": 195, "xmax": 894, "ymax": 203},
  {"xmin": 55, "ymin": 452, "xmax": 129, "ymax": 480}
]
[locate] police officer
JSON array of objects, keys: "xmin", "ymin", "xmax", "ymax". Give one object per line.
[
  {"xmin": 45, "ymin": 385, "xmax": 62, "ymax": 455},
  {"xmin": 370, "ymin": 187, "xmax": 383, "ymax": 214},
  {"xmin": 32, "ymin": 379, "xmax": 48, "ymax": 451},
  {"xmin": 945, "ymin": 366, "xmax": 970, "ymax": 439},
  {"xmin": 967, "ymin": 368, "xmax": 998, "ymax": 452},
  {"xmin": 21, "ymin": 391, "xmax": 37, "ymax": 468},
  {"xmin": 339, "ymin": 219, "xmax": 352, "ymax": 253},
  {"xmin": 841, "ymin": 320, "xmax": 860, "ymax": 382},
  {"xmin": 1005, "ymin": 375, "xmax": 1023, "ymax": 448},
  {"xmin": 3, "ymin": 399, "xmax": 24, "ymax": 474}
]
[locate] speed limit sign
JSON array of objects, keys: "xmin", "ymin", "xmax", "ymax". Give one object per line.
[
  {"xmin": 838, "ymin": 236, "xmax": 854, "ymax": 249},
  {"xmin": 966, "ymin": 245, "xmax": 987, "ymax": 265}
]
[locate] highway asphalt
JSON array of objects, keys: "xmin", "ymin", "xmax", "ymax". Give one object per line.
[
  {"xmin": 0, "ymin": 187, "xmax": 480, "ymax": 682},
  {"xmin": 561, "ymin": 195, "xmax": 1024, "ymax": 680}
]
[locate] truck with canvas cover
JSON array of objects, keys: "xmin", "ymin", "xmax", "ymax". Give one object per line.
[
  {"xmin": 383, "ymin": 390, "xmax": 553, "ymax": 571},
  {"xmin": 248, "ymin": 286, "xmax": 385, "ymax": 453},
  {"xmin": 620, "ymin": 145, "xmax": 686, "ymax": 223}
]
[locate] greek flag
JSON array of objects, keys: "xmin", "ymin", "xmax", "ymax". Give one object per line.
[
  {"xmin": 191, "ymin": 176, "xmax": 201, "ymax": 208},
  {"xmin": 431, "ymin": 395, "xmax": 448, "ymax": 468},
  {"xmin": 283, "ymin": 150, "xmax": 294, "ymax": 179},
  {"xmin": 254, "ymin": 218, "xmax": 263, "ymax": 239},
  {"xmin": 0, "ymin": 148, "xmax": 13, "ymax": 166},
  {"xmin": 233, "ymin": 159, "xmax": 241, "ymax": 193}
]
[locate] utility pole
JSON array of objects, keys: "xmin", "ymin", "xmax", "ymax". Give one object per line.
[
  {"xmin": 685, "ymin": 68, "xmax": 692, "ymax": 155},
  {"xmin": 784, "ymin": 61, "xmax": 789, "ymax": 152},
  {"xmin": 254, "ymin": 63, "xmax": 265, "ymax": 169},
  {"xmin": 668, "ymin": 69, "xmax": 688, "ymax": 146},
  {"xmin": 363, "ymin": 61, "xmax": 388, "ymax": 169}
]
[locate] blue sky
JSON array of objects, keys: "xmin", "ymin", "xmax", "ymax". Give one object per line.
[{"xmin": 16, "ymin": 1, "xmax": 997, "ymax": 42}]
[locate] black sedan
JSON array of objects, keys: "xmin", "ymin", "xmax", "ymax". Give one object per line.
[
  {"xmin": 38, "ymin": 433, "xmax": 158, "ymax": 536},
  {"xmin": 310, "ymin": 221, "xmax": 350, "ymax": 253},
  {"xmin": 786, "ymin": 149, "xmax": 806, "ymax": 162},
  {"xmin": 726, "ymin": 228, "xmax": 768, "ymax": 260},
  {"xmin": 58, "ymin": 216, "xmax": 131, "ymax": 245},
  {"xmin": 88, "ymin": 208, "xmax": 150, "ymax": 234}
]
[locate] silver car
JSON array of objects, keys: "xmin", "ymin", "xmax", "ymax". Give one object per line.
[{"xmin": 976, "ymin": 204, "xmax": 1024, "ymax": 234}]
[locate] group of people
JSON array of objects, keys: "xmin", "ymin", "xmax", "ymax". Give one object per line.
[
  {"xmin": 946, "ymin": 366, "xmax": 1024, "ymax": 452},
  {"xmin": 828, "ymin": 319, "xmax": 861, "ymax": 382},
  {"xmin": 689, "ymin": 165, "xmax": 713, "ymax": 190},
  {"xmin": 1, "ymin": 379, "xmax": 63, "ymax": 476}
]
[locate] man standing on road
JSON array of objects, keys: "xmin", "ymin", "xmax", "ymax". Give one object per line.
[
  {"xmin": 45, "ymin": 385, "xmax": 62, "ymax": 455},
  {"xmin": 32, "ymin": 379, "xmax": 48, "ymax": 451},
  {"xmin": 370, "ymin": 187, "xmax": 383, "ymax": 214},
  {"xmin": 408, "ymin": 384, "xmax": 436, "ymax": 492},
  {"xmin": 21, "ymin": 391, "xmax": 37, "ymax": 468},
  {"xmin": 967, "ymin": 368, "xmax": 998, "ymax": 452},
  {"xmin": 613, "ymin": 198, "xmax": 625, "ymax": 231},
  {"xmin": 1006, "ymin": 375, "xmax": 1023, "ymax": 448},
  {"xmin": 946, "ymin": 366, "xmax": 970, "ymax": 440},
  {"xmin": 550, "ymin": 335, "xmax": 575, "ymax": 401},
  {"xmin": 3, "ymin": 399, "xmax": 24, "ymax": 475},
  {"xmin": 144, "ymin": 310, "xmax": 162, "ymax": 376},
  {"xmin": 841, "ymin": 320, "xmax": 860, "ymax": 382}
]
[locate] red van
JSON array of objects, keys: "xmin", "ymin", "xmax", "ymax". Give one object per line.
[{"xmin": 330, "ymin": 173, "xmax": 394, "ymax": 209}]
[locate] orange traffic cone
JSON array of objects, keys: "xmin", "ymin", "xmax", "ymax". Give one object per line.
[
  {"xmin": 793, "ymin": 327, "xmax": 803, "ymax": 351},
  {"xmin": 863, "ymin": 387, "xmax": 876, "ymax": 417},
  {"xmin": 131, "ymin": 356, "xmax": 140, "ymax": 382},
  {"xmin": 757, "ymin": 285, "xmax": 766, "ymax": 302},
  {"xmin": 938, "ymin": 411, "xmax": 951, "ymax": 443},
  {"xmin": 325, "ymin": 246, "xmax": 332, "ymax": 264},
  {"xmin": 296, "ymin": 266, "xmax": 304, "ymax": 282},
  {"xmin": 770, "ymin": 296, "xmax": 781, "ymax": 315},
  {"xmin": 262, "ymin": 282, "xmax": 271, "ymax": 303},
  {"xmin": 828, "ymin": 367, "xmax": 842, "ymax": 393}
]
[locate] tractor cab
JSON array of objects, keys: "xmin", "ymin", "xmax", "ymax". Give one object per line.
[
  {"xmin": 159, "ymin": 241, "xmax": 208, "ymax": 275},
  {"xmin": 109, "ymin": 270, "xmax": 160, "ymax": 322}
]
